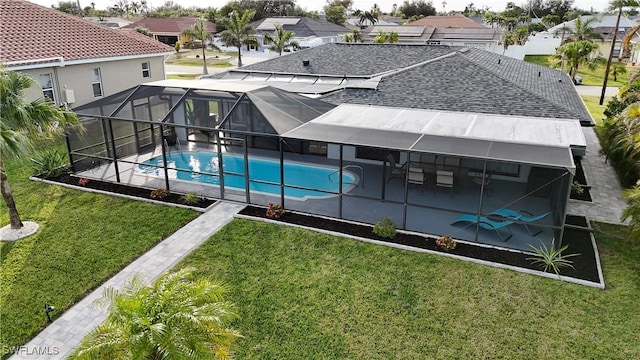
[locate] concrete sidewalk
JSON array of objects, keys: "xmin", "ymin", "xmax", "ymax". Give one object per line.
[{"xmin": 10, "ymin": 201, "xmax": 245, "ymax": 360}]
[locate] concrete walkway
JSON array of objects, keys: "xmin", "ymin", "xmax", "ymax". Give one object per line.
[
  {"xmin": 567, "ymin": 127, "xmax": 628, "ymax": 224},
  {"xmin": 10, "ymin": 201, "xmax": 245, "ymax": 360}
]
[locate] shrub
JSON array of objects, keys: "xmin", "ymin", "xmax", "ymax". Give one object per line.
[
  {"xmin": 527, "ymin": 242, "xmax": 580, "ymax": 275},
  {"xmin": 373, "ymin": 217, "xmax": 396, "ymax": 239},
  {"xmin": 174, "ymin": 41, "xmax": 181, "ymax": 53},
  {"xmin": 266, "ymin": 203, "xmax": 285, "ymax": 219},
  {"xmin": 180, "ymin": 192, "xmax": 201, "ymax": 205},
  {"xmin": 571, "ymin": 181, "xmax": 584, "ymax": 197},
  {"xmin": 435, "ymin": 235, "xmax": 457, "ymax": 251},
  {"xmin": 77, "ymin": 177, "xmax": 90, "ymax": 186},
  {"xmin": 30, "ymin": 148, "xmax": 70, "ymax": 178},
  {"xmin": 150, "ymin": 188, "xmax": 170, "ymax": 200}
]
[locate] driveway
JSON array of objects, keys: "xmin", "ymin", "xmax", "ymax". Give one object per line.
[{"xmin": 575, "ymin": 85, "xmax": 619, "ymax": 97}]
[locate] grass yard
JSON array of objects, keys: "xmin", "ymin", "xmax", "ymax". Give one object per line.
[
  {"xmin": 166, "ymin": 50, "xmax": 234, "ymax": 67},
  {"xmin": 178, "ymin": 219, "xmax": 640, "ymax": 359},
  {"xmin": 0, "ymin": 142, "xmax": 198, "ymax": 356},
  {"xmin": 524, "ymin": 55, "xmax": 633, "ymax": 86},
  {"xmin": 581, "ymin": 95, "xmax": 612, "ymax": 125},
  {"xmin": 166, "ymin": 74, "xmax": 201, "ymax": 80}
]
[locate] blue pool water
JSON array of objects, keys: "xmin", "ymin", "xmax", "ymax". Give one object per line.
[{"xmin": 139, "ymin": 151, "xmax": 356, "ymax": 200}]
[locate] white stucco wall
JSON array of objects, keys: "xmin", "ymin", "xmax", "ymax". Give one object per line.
[{"xmin": 18, "ymin": 55, "xmax": 167, "ymax": 107}]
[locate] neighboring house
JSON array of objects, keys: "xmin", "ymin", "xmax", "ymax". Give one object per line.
[
  {"xmin": 549, "ymin": 15, "xmax": 640, "ymax": 62},
  {"xmin": 359, "ymin": 25, "xmax": 502, "ymax": 51},
  {"xmin": 122, "ymin": 17, "xmax": 216, "ymax": 46},
  {"xmin": 84, "ymin": 16, "xmax": 133, "ymax": 28},
  {"xmin": 406, "ymin": 14, "xmax": 489, "ymax": 29},
  {"xmin": 0, "ymin": 0, "xmax": 173, "ymax": 107},
  {"xmin": 345, "ymin": 17, "xmax": 396, "ymax": 30},
  {"xmin": 249, "ymin": 17, "xmax": 349, "ymax": 50}
]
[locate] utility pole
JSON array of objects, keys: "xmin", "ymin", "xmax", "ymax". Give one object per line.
[{"xmin": 600, "ymin": 7, "xmax": 622, "ymax": 105}]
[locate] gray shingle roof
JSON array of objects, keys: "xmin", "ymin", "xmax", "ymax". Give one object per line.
[
  {"xmin": 240, "ymin": 43, "xmax": 455, "ymax": 76},
  {"xmin": 231, "ymin": 43, "xmax": 593, "ymax": 125}
]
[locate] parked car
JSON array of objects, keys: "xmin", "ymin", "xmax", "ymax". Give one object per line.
[{"xmin": 573, "ymin": 75, "xmax": 583, "ymax": 85}]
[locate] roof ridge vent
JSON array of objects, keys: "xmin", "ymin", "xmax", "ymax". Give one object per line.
[{"xmin": 303, "ymin": 60, "xmax": 310, "ymax": 66}]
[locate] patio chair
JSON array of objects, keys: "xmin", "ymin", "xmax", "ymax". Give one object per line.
[
  {"xmin": 451, "ymin": 214, "xmax": 513, "ymax": 241},
  {"xmin": 386, "ymin": 154, "xmax": 407, "ymax": 183},
  {"xmin": 489, "ymin": 209, "xmax": 551, "ymax": 236},
  {"xmin": 436, "ymin": 170, "xmax": 454, "ymax": 193}
]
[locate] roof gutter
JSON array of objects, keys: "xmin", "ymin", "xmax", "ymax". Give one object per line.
[
  {"xmin": 3, "ymin": 57, "xmax": 65, "ymax": 70},
  {"xmin": 5, "ymin": 52, "xmax": 173, "ymax": 71}
]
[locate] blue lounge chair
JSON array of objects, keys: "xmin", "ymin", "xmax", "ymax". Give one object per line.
[
  {"xmin": 451, "ymin": 214, "xmax": 513, "ymax": 241},
  {"xmin": 489, "ymin": 209, "xmax": 551, "ymax": 236}
]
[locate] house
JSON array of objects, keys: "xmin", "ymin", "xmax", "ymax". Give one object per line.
[
  {"xmin": 249, "ymin": 17, "xmax": 349, "ymax": 50},
  {"xmin": 0, "ymin": 0, "xmax": 173, "ymax": 107},
  {"xmin": 67, "ymin": 43, "xmax": 588, "ymax": 252},
  {"xmin": 406, "ymin": 14, "xmax": 489, "ymax": 29},
  {"xmin": 345, "ymin": 17, "xmax": 397, "ymax": 30},
  {"xmin": 122, "ymin": 17, "xmax": 216, "ymax": 46},
  {"xmin": 549, "ymin": 15, "xmax": 640, "ymax": 62}
]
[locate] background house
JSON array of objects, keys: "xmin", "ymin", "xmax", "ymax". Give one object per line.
[
  {"xmin": 123, "ymin": 17, "xmax": 216, "ymax": 46},
  {"xmin": 0, "ymin": 0, "xmax": 173, "ymax": 107},
  {"xmin": 249, "ymin": 17, "xmax": 349, "ymax": 50},
  {"xmin": 548, "ymin": 15, "xmax": 640, "ymax": 62}
]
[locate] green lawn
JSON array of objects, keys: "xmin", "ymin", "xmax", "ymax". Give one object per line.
[
  {"xmin": 524, "ymin": 55, "xmax": 633, "ymax": 86},
  {"xmin": 0, "ymin": 142, "xmax": 198, "ymax": 356},
  {"xmin": 166, "ymin": 74, "xmax": 201, "ymax": 80},
  {"xmin": 166, "ymin": 50, "xmax": 234, "ymax": 67},
  {"xmin": 177, "ymin": 219, "xmax": 640, "ymax": 359},
  {"xmin": 581, "ymin": 95, "xmax": 612, "ymax": 125}
]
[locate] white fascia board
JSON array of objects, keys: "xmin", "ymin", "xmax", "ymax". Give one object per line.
[{"xmin": 7, "ymin": 52, "xmax": 173, "ymax": 71}]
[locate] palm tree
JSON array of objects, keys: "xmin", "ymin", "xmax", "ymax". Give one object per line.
[
  {"xmin": 610, "ymin": 62, "xmax": 628, "ymax": 81},
  {"xmin": 553, "ymin": 40, "xmax": 599, "ymax": 82},
  {"xmin": 219, "ymin": 10, "xmax": 257, "ymax": 68},
  {"xmin": 182, "ymin": 18, "xmax": 219, "ymax": 75},
  {"xmin": 263, "ymin": 24, "xmax": 298, "ymax": 56},
  {"xmin": 342, "ymin": 28, "xmax": 362, "ymax": 43},
  {"xmin": 74, "ymin": 268, "xmax": 241, "ymax": 359},
  {"xmin": 0, "ymin": 69, "xmax": 80, "ymax": 230},
  {"xmin": 562, "ymin": 16, "xmax": 601, "ymax": 43}
]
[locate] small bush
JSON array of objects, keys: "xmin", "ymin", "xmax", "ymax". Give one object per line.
[
  {"xmin": 180, "ymin": 192, "xmax": 201, "ymax": 205},
  {"xmin": 30, "ymin": 148, "xmax": 70, "ymax": 178},
  {"xmin": 435, "ymin": 236, "xmax": 457, "ymax": 251},
  {"xmin": 373, "ymin": 217, "xmax": 396, "ymax": 239},
  {"xmin": 77, "ymin": 177, "xmax": 90, "ymax": 186},
  {"xmin": 175, "ymin": 41, "xmax": 181, "ymax": 52},
  {"xmin": 266, "ymin": 203, "xmax": 285, "ymax": 219},
  {"xmin": 527, "ymin": 242, "xmax": 580, "ymax": 275},
  {"xmin": 150, "ymin": 188, "xmax": 170, "ymax": 200},
  {"xmin": 571, "ymin": 181, "xmax": 584, "ymax": 197}
]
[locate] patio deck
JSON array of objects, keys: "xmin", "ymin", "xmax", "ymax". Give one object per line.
[{"xmin": 76, "ymin": 144, "xmax": 557, "ymax": 252}]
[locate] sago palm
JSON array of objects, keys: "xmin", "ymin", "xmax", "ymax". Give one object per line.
[
  {"xmin": 263, "ymin": 24, "xmax": 298, "ymax": 56},
  {"xmin": 219, "ymin": 10, "xmax": 257, "ymax": 67},
  {"xmin": 0, "ymin": 68, "xmax": 80, "ymax": 229},
  {"xmin": 182, "ymin": 18, "xmax": 220, "ymax": 75},
  {"xmin": 73, "ymin": 267, "xmax": 241, "ymax": 360}
]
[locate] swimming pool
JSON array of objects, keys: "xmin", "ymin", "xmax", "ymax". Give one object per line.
[{"xmin": 139, "ymin": 151, "xmax": 356, "ymax": 200}]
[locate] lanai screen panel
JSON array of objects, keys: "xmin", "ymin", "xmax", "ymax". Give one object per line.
[
  {"xmin": 73, "ymin": 86, "xmax": 138, "ymax": 116},
  {"xmin": 284, "ymin": 123, "xmax": 421, "ymax": 150}
]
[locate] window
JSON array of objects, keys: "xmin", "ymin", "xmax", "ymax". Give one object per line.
[
  {"xmin": 142, "ymin": 62, "xmax": 151, "ymax": 78},
  {"xmin": 38, "ymin": 74, "xmax": 55, "ymax": 102},
  {"xmin": 91, "ymin": 68, "xmax": 103, "ymax": 97}
]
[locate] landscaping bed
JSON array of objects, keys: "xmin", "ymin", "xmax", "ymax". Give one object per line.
[
  {"xmin": 38, "ymin": 174, "xmax": 216, "ymax": 210},
  {"xmin": 570, "ymin": 156, "xmax": 592, "ymax": 202},
  {"xmin": 239, "ymin": 205, "xmax": 601, "ymax": 284}
]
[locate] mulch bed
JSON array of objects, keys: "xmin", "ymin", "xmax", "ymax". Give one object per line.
[
  {"xmin": 239, "ymin": 205, "xmax": 601, "ymax": 284},
  {"xmin": 38, "ymin": 174, "xmax": 216, "ymax": 210},
  {"xmin": 570, "ymin": 157, "xmax": 593, "ymax": 202}
]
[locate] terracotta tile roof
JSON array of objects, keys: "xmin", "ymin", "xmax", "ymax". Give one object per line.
[
  {"xmin": 407, "ymin": 14, "xmax": 488, "ymax": 29},
  {"xmin": 0, "ymin": 0, "xmax": 173, "ymax": 65},
  {"xmin": 122, "ymin": 17, "xmax": 216, "ymax": 34}
]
